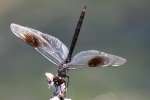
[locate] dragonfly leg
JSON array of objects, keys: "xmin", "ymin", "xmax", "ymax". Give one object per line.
[{"xmin": 66, "ymin": 75, "xmax": 70, "ymax": 88}]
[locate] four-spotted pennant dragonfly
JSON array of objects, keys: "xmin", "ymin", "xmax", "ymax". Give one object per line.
[{"xmin": 10, "ymin": 6, "xmax": 126, "ymax": 100}]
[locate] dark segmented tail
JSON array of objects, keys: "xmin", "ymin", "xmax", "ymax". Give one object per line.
[{"xmin": 66, "ymin": 6, "xmax": 87, "ymax": 63}]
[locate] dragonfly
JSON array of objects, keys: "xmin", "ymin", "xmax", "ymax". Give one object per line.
[{"xmin": 10, "ymin": 6, "xmax": 126, "ymax": 100}]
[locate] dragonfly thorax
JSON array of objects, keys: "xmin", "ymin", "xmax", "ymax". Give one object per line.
[{"xmin": 57, "ymin": 64, "xmax": 69, "ymax": 78}]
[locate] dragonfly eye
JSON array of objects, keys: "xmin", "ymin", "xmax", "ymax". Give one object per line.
[
  {"xmin": 88, "ymin": 56, "xmax": 105, "ymax": 67},
  {"xmin": 48, "ymin": 80, "xmax": 52, "ymax": 84}
]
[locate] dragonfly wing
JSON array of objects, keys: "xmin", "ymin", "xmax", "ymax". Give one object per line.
[
  {"xmin": 10, "ymin": 23, "xmax": 69, "ymax": 65},
  {"xmin": 68, "ymin": 50, "xmax": 126, "ymax": 68}
]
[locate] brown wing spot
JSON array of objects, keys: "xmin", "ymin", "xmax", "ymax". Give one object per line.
[
  {"xmin": 88, "ymin": 56, "xmax": 105, "ymax": 67},
  {"xmin": 24, "ymin": 33, "xmax": 41, "ymax": 47}
]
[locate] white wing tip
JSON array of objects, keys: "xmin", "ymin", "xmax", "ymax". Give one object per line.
[
  {"xmin": 112, "ymin": 57, "xmax": 127, "ymax": 66},
  {"xmin": 10, "ymin": 23, "xmax": 18, "ymax": 31},
  {"xmin": 10, "ymin": 23, "xmax": 29, "ymax": 39},
  {"xmin": 10, "ymin": 23, "xmax": 22, "ymax": 37},
  {"xmin": 10, "ymin": 23, "xmax": 17, "ymax": 27}
]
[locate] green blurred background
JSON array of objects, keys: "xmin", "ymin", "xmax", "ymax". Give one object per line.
[{"xmin": 0, "ymin": 0, "xmax": 150, "ymax": 100}]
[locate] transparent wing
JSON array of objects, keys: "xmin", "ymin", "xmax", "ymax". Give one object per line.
[
  {"xmin": 10, "ymin": 23, "xmax": 69, "ymax": 65},
  {"xmin": 68, "ymin": 50, "xmax": 126, "ymax": 68}
]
